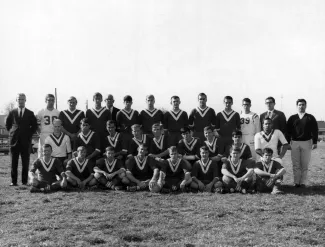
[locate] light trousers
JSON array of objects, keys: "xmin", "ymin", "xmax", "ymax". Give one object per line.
[{"xmin": 291, "ymin": 140, "xmax": 312, "ymax": 185}]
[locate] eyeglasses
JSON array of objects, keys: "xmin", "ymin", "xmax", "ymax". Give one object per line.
[{"xmin": 265, "ymin": 101, "xmax": 274, "ymax": 104}]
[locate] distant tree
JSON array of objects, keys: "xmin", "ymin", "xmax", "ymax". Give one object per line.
[{"xmin": 2, "ymin": 101, "xmax": 15, "ymax": 116}]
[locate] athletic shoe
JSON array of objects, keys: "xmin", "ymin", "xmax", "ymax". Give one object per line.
[
  {"xmin": 160, "ymin": 188, "xmax": 171, "ymax": 194},
  {"xmin": 213, "ymin": 187, "xmax": 224, "ymax": 194},
  {"xmin": 114, "ymin": 186, "xmax": 124, "ymax": 191},
  {"xmin": 241, "ymin": 189, "xmax": 247, "ymax": 194},
  {"xmin": 294, "ymin": 184, "xmax": 300, "ymax": 188},
  {"xmin": 229, "ymin": 188, "xmax": 235, "ymax": 193}
]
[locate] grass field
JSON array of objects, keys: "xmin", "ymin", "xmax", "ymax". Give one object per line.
[{"xmin": 1, "ymin": 144, "xmax": 325, "ymax": 247}]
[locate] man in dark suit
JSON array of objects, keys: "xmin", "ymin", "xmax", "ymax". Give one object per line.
[
  {"xmin": 5, "ymin": 93, "xmax": 38, "ymax": 186},
  {"xmin": 260, "ymin": 96, "xmax": 287, "ymax": 154},
  {"xmin": 104, "ymin": 94, "xmax": 120, "ymax": 122}
]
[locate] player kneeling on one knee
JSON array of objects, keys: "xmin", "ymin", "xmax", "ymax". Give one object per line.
[
  {"xmin": 221, "ymin": 148, "xmax": 254, "ymax": 194},
  {"xmin": 125, "ymin": 144, "xmax": 161, "ymax": 192},
  {"xmin": 65, "ymin": 146, "xmax": 97, "ymax": 189},
  {"xmin": 190, "ymin": 146, "xmax": 223, "ymax": 193},
  {"xmin": 29, "ymin": 144, "xmax": 67, "ymax": 193},
  {"xmin": 254, "ymin": 148, "xmax": 286, "ymax": 194},
  {"xmin": 157, "ymin": 146, "xmax": 192, "ymax": 193},
  {"xmin": 94, "ymin": 147, "xmax": 129, "ymax": 190}
]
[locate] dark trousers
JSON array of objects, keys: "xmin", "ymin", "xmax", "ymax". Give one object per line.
[{"xmin": 10, "ymin": 143, "xmax": 31, "ymax": 184}]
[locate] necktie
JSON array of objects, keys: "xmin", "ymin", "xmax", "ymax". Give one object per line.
[{"xmin": 19, "ymin": 109, "xmax": 22, "ymax": 118}]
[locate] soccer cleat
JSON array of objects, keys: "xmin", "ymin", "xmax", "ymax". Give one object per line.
[
  {"xmin": 229, "ymin": 188, "xmax": 235, "ymax": 193},
  {"xmin": 271, "ymin": 186, "xmax": 284, "ymax": 195},
  {"xmin": 241, "ymin": 189, "xmax": 247, "ymax": 194},
  {"xmin": 114, "ymin": 186, "xmax": 124, "ymax": 191},
  {"xmin": 294, "ymin": 184, "xmax": 300, "ymax": 188},
  {"xmin": 127, "ymin": 186, "xmax": 137, "ymax": 192},
  {"xmin": 160, "ymin": 188, "xmax": 171, "ymax": 194},
  {"xmin": 171, "ymin": 185, "xmax": 178, "ymax": 192},
  {"xmin": 213, "ymin": 187, "xmax": 224, "ymax": 194}
]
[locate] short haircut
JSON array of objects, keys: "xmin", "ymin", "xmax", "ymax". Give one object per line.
[
  {"xmin": 200, "ymin": 146, "xmax": 209, "ymax": 152},
  {"xmin": 17, "ymin": 93, "xmax": 26, "ymax": 98},
  {"xmin": 152, "ymin": 122, "xmax": 162, "ymax": 129},
  {"xmin": 77, "ymin": 146, "xmax": 86, "ymax": 152},
  {"xmin": 105, "ymin": 146, "xmax": 115, "ymax": 152},
  {"xmin": 124, "ymin": 95, "xmax": 133, "ymax": 102},
  {"xmin": 43, "ymin": 144, "xmax": 52, "ymax": 150},
  {"xmin": 263, "ymin": 148, "xmax": 273, "ymax": 155},
  {"xmin": 107, "ymin": 120, "xmax": 116, "ymax": 126},
  {"xmin": 296, "ymin": 98, "xmax": 307, "ymax": 105},
  {"xmin": 232, "ymin": 130, "xmax": 242, "ymax": 136},
  {"xmin": 204, "ymin": 126, "xmax": 213, "ymax": 132},
  {"xmin": 68, "ymin": 96, "xmax": 77, "ymax": 103},
  {"xmin": 242, "ymin": 98, "xmax": 251, "ymax": 104},
  {"xmin": 198, "ymin": 93, "xmax": 207, "ymax": 99},
  {"xmin": 170, "ymin": 95, "xmax": 180, "ymax": 101},
  {"xmin": 45, "ymin": 94, "xmax": 55, "ymax": 101},
  {"xmin": 53, "ymin": 119, "xmax": 62, "ymax": 125},
  {"xmin": 131, "ymin": 124, "xmax": 142, "ymax": 130},
  {"xmin": 231, "ymin": 148, "xmax": 241, "ymax": 153},
  {"xmin": 265, "ymin": 97, "xmax": 275, "ymax": 103},
  {"xmin": 263, "ymin": 117, "xmax": 273, "ymax": 123},
  {"xmin": 93, "ymin": 92, "xmax": 102, "ymax": 100},
  {"xmin": 168, "ymin": 146, "xmax": 178, "ymax": 153},
  {"xmin": 146, "ymin": 94, "xmax": 155, "ymax": 100},
  {"xmin": 138, "ymin": 144, "xmax": 148, "ymax": 150},
  {"xmin": 104, "ymin": 94, "xmax": 114, "ymax": 100},
  {"xmin": 224, "ymin": 96, "xmax": 233, "ymax": 102},
  {"xmin": 180, "ymin": 126, "xmax": 191, "ymax": 134},
  {"xmin": 80, "ymin": 118, "xmax": 90, "ymax": 125}
]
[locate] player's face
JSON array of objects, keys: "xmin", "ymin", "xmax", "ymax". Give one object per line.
[
  {"xmin": 152, "ymin": 126, "xmax": 162, "ymax": 137},
  {"xmin": 77, "ymin": 148, "xmax": 87, "ymax": 159},
  {"xmin": 94, "ymin": 96, "xmax": 102, "ymax": 106},
  {"xmin": 81, "ymin": 122, "xmax": 90, "ymax": 132},
  {"xmin": 107, "ymin": 123, "xmax": 116, "ymax": 133},
  {"xmin": 224, "ymin": 99, "xmax": 233, "ymax": 110},
  {"xmin": 105, "ymin": 96, "xmax": 114, "ymax": 108},
  {"xmin": 231, "ymin": 151, "xmax": 240, "ymax": 161},
  {"xmin": 200, "ymin": 149, "xmax": 209, "ymax": 160},
  {"xmin": 68, "ymin": 99, "xmax": 77, "ymax": 110},
  {"xmin": 263, "ymin": 152, "xmax": 272, "ymax": 163},
  {"xmin": 265, "ymin": 99, "xmax": 275, "ymax": 111},
  {"xmin": 232, "ymin": 135, "xmax": 242, "ymax": 144},
  {"xmin": 46, "ymin": 97, "xmax": 55, "ymax": 108},
  {"xmin": 297, "ymin": 102, "xmax": 306, "ymax": 113},
  {"xmin": 138, "ymin": 146, "xmax": 147, "ymax": 156},
  {"xmin": 263, "ymin": 120, "xmax": 272, "ymax": 132},
  {"xmin": 171, "ymin": 98, "xmax": 180, "ymax": 109},
  {"xmin": 242, "ymin": 101, "xmax": 251, "ymax": 112},
  {"xmin": 169, "ymin": 151, "xmax": 178, "ymax": 160},
  {"xmin": 53, "ymin": 122, "xmax": 62, "ymax": 133},
  {"xmin": 16, "ymin": 95, "xmax": 26, "ymax": 108},
  {"xmin": 124, "ymin": 101, "xmax": 132, "ymax": 109},
  {"xmin": 106, "ymin": 150, "xmax": 115, "ymax": 160},
  {"xmin": 42, "ymin": 147, "xmax": 52, "ymax": 158},
  {"xmin": 181, "ymin": 131, "xmax": 191, "ymax": 141},
  {"xmin": 146, "ymin": 97, "xmax": 155, "ymax": 108},
  {"xmin": 204, "ymin": 129, "xmax": 214, "ymax": 140},
  {"xmin": 198, "ymin": 95, "xmax": 207, "ymax": 107},
  {"xmin": 132, "ymin": 128, "xmax": 142, "ymax": 138}
]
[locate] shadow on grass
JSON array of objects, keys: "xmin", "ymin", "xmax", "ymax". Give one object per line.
[{"xmin": 282, "ymin": 185, "xmax": 325, "ymax": 196}]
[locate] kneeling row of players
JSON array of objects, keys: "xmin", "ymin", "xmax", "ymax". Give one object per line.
[{"xmin": 29, "ymin": 144, "xmax": 285, "ymax": 195}]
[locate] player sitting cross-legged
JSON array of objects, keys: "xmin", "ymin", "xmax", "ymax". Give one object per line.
[
  {"xmin": 29, "ymin": 144, "xmax": 67, "ymax": 193},
  {"xmin": 94, "ymin": 147, "xmax": 129, "ymax": 190},
  {"xmin": 221, "ymin": 148, "xmax": 254, "ymax": 194},
  {"xmin": 157, "ymin": 146, "xmax": 192, "ymax": 193},
  {"xmin": 125, "ymin": 144, "xmax": 160, "ymax": 192},
  {"xmin": 190, "ymin": 146, "xmax": 223, "ymax": 193},
  {"xmin": 66, "ymin": 146, "xmax": 97, "ymax": 189},
  {"xmin": 254, "ymin": 148, "xmax": 286, "ymax": 194}
]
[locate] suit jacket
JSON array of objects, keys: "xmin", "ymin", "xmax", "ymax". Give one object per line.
[
  {"xmin": 5, "ymin": 108, "xmax": 38, "ymax": 148},
  {"xmin": 111, "ymin": 106, "xmax": 120, "ymax": 122},
  {"xmin": 260, "ymin": 109, "xmax": 287, "ymax": 135}
]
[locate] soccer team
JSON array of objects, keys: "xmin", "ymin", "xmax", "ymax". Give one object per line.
[{"xmin": 6, "ymin": 92, "xmax": 319, "ymax": 195}]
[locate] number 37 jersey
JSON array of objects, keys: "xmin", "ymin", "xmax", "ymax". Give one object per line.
[{"xmin": 36, "ymin": 108, "xmax": 60, "ymax": 134}]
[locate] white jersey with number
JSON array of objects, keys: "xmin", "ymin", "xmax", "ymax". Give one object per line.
[
  {"xmin": 240, "ymin": 112, "xmax": 260, "ymax": 139},
  {"xmin": 37, "ymin": 108, "xmax": 60, "ymax": 134}
]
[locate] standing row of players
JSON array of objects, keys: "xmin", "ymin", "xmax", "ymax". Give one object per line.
[{"xmin": 36, "ymin": 92, "xmax": 318, "ymax": 189}]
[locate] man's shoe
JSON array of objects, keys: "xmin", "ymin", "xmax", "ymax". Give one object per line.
[
  {"xmin": 294, "ymin": 184, "xmax": 300, "ymax": 188},
  {"xmin": 300, "ymin": 184, "xmax": 306, "ymax": 188},
  {"xmin": 10, "ymin": 183, "xmax": 17, "ymax": 186}
]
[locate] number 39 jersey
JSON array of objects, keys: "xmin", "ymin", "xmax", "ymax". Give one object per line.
[
  {"xmin": 240, "ymin": 112, "xmax": 260, "ymax": 138},
  {"xmin": 36, "ymin": 108, "xmax": 60, "ymax": 134}
]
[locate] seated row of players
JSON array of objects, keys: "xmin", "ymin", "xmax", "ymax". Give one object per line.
[{"xmin": 29, "ymin": 142, "xmax": 286, "ymax": 195}]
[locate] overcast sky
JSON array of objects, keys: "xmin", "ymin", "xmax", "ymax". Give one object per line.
[{"xmin": 0, "ymin": 1, "xmax": 324, "ymax": 120}]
